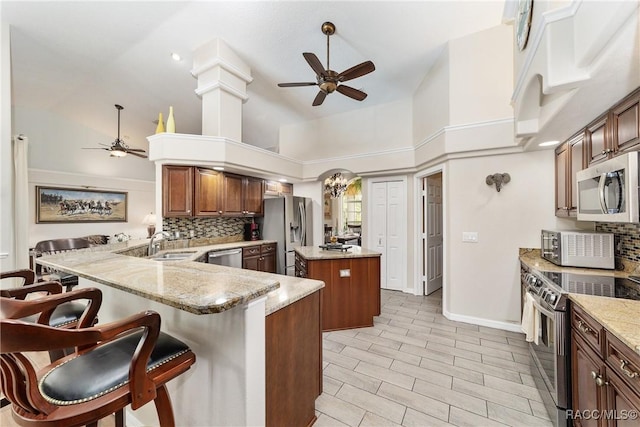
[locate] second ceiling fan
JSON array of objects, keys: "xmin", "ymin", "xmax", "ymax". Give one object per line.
[{"xmin": 278, "ymin": 22, "xmax": 375, "ymax": 106}]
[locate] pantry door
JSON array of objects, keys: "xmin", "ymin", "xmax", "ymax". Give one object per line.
[{"xmin": 371, "ymin": 179, "xmax": 406, "ymax": 291}]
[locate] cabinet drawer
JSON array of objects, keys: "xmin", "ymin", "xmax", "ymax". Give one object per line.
[
  {"xmin": 295, "ymin": 254, "xmax": 307, "ymax": 270},
  {"xmin": 243, "ymin": 246, "xmax": 261, "ymax": 257},
  {"xmin": 261, "ymin": 244, "xmax": 276, "ymax": 254},
  {"xmin": 605, "ymin": 332, "xmax": 640, "ymax": 396},
  {"xmin": 571, "ymin": 304, "xmax": 605, "ymax": 357}
]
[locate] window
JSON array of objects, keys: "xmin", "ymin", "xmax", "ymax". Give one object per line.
[{"xmin": 342, "ymin": 178, "xmax": 362, "ymax": 231}]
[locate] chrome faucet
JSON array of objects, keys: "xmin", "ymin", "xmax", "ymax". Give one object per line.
[{"xmin": 148, "ymin": 231, "xmax": 171, "ymax": 256}]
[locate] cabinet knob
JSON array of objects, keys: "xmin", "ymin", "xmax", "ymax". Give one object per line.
[
  {"xmin": 601, "ymin": 150, "xmax": 606, "ymax": 155},
  {"xmin": 590, "ymin": 371, "xmax": 609, "ymax": 387},
  {"xmin": 218, "ymin": 210, "xmax": 223, "ymax": 214}
]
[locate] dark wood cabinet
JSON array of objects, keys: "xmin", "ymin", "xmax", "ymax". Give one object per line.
[
  {"xmin": 266, "ymin": 290, "xmax": 321, "ymax": 427},
  {"xmin": 571, "ymin": 303, "xmax": 640, "ymax": 426},
  {"xmin": 584, "ymin": 88, "xmax": 640, "ymax": 167},
  {"xmin": 194, "ymin": 167, "xmax": 223, "ymax": 216},
  {"xmin": 162, "ymin": 165, "xmax": 194, "ymax": 217},
  {"xmin": 296, "ymin": 252, "xmax": 380, "ymax": 331},
  {"xmin": 555, "ymin": 132, "xmax": 585, "ymax": 217},
  {"xmin": 242, "ymin": 243, "xmax": 276, "ymax": 273},
  {"xmin": 163, "ymin": 165, "xmax": 264, "ymax": 218},
  {"xmin": 223, "ymin": 174, "xmax": 264, "ymax": 216}
]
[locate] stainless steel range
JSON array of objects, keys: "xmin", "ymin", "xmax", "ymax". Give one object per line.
[{"xmin": 520, "ymin": 264, "xmax": 640, "ymax": 427}]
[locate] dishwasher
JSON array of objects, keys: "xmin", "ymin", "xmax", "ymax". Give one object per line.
[{"xmin": 207, "ymin": 248, "xmax": 242, "ymax": 268}]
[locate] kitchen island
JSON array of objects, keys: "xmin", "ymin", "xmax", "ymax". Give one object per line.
[
  {"xmin": 295, "ymin": 245, "xmax": 381, "ymax": 331},
  {"xmin": 37, "ymin": 239, "xmax": 324, "ymax": 427}
]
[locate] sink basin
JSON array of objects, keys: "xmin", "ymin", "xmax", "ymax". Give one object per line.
[{"xmin": 151, "ymin": 251, "xmax": 196, "ymax": 261}]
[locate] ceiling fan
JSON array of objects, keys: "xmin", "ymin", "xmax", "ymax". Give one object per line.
[
  {"xmin": 278, "ymin": 21, "xmax": 375, "ymax": 106},
  {"xmin": 82, "ymin": 104, "xmax": 147, "ymax": 158}
]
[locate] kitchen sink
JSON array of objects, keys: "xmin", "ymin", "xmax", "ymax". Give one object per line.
[{"xmin": 151, "ymin": 251, "xmax": 197, "ymax": 261}]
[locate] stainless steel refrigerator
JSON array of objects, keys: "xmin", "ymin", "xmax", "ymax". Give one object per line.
[{"xmin": 260, "ymin": 195, "xmax": 313, "ymax": 275}]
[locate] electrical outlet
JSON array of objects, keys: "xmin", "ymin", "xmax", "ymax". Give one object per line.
[{"xmin": 462, "ymin": 232, "xmax": 478, "ymax": 243}]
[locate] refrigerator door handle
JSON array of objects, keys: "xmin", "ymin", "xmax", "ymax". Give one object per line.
[{"xmin": 299, "ymin": 202, "xmax": 306, "ymax": 246}]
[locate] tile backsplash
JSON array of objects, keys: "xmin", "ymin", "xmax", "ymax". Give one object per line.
[
  {"xmin": 163, "ymin": 217, "xmax": 254, "ymax": 240},
  {"xmin": 596, "ymin": 222, "xmax": 640, "ymax": 263}
]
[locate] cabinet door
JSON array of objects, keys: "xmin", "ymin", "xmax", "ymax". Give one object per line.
[
  {"xmin": 261, "ymin": 252, "xmax": 276, "ymax": 273},
  {"xmin": 612, "ymin": 89, "xmax": 640, "ymax": 155},
  {"xmin": 572, "ymin": 333, "xmax": 606, "ymax": 427},
  {"xmin": 223, "ymin": 174, "xmax": 244, "ymax": 215},
  {"xmin": 555, "ymin": 142, "xmax": 569, "ymax": 217},
  {"xmin": 162, "ymin": 165, "xmax": 193, "ymax": 217},
  {"xmin": 244, "ymin": 177, "xmax": 264, "ymax": 215},
  {"xmin": 569, "ymin": 132, "xmax": 585, "ymax": 214},
  {"xmin": 194, "ymin": 168, "xmax": 223, "ymax": 216},
  {"xmin": 605, "ymin": 367, "xmax": 640, "ymax": 427},
  {"xmin": 243, "ymin": 255, "xmax": 260, "ymax": 271},
  {"xmin": 586, "ymin": 114, "xmax": 611, "ymax": 166}
]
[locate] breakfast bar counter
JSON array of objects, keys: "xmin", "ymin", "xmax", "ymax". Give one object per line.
[{"xmin": 37, "ymin": 239, "xmax": 324, "ymax": 427}]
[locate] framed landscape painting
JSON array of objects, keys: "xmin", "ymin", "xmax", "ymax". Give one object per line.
[{"xmin": 36, "ymin": 186, "xmax": 128, "ymax": 223}]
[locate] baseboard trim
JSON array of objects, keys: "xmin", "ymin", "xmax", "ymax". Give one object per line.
[{"xmin": 443, "ymin": 309, "xmax": 523, "ymax": 333}]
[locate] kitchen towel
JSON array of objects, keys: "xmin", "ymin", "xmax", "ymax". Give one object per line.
[{"xmin": 521, "ymin": 292, "xmax": 540, "ymax": 345}]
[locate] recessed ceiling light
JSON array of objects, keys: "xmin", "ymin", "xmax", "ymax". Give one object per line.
[
  {"xmin": 539, "ymin": 140, "xmax": 560, "ymax": 147},
  {"xmin": 213, "ymin": 166, "xmax": 224, "ymax": 171},
  {"xmin": 171, "ymin": 52, "xmax": 182, "ymax": 62},
  {"xmin": 278, "ymin": 178, "xmax": 287, "ymax": 182}
]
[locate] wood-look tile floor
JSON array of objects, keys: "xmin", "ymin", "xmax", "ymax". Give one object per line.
[
  {"xmin": 314, "ymin": 289, "xmax": 553, "ymax": 427},
  {"xmin": 1, "ymin": 289, "xmax": 553, "ymax": 426}
]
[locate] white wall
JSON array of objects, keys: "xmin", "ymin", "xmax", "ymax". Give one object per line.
[
  {"xmin": 445, "ymin": 150, "xmax": 578, "ymax": 326},
  {"xmin": 28, "ymin": 170, "xmax": 155, "ymax": 246},
  {"xmin": 413, "ymin": 46, "xmax": 449, "ymax": 145},
  {"xmin": 279, "ymin": 99, "xmax": 413, "ymax": 161},
  {"xmin": 0, "ymin": 16, "xmax": 14, "ymax": 269}
]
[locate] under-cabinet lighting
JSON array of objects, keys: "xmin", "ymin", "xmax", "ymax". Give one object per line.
[
  {"xmin": 539, "ymin": 140, "xmax": 560, "ymax": 147},
  {"xmin": 278, "ymin": 178, "xmax": 287, "ymax": 182},
  {"xmin": 213, "ymin": 166, "xmax": 224, "ymax": 171}
]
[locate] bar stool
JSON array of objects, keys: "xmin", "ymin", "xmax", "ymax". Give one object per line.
[{"xmin": 1, "ymin": 293, "xmax": 196, "ymax": 427}]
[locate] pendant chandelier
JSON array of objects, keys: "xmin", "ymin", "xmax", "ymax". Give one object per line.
[{"xmin": 324, "ymin": 173, "xmax": 348, "ymax": 198}]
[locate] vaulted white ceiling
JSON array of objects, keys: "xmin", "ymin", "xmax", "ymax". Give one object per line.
[{"xmin": 3, "ymin": 1, "xmax": 506, "ymax": 153}]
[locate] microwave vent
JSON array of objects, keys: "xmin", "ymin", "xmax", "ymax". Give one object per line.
[{"xmin": 566, "ymin": 233, "xmax": 613, "ymax": 259}]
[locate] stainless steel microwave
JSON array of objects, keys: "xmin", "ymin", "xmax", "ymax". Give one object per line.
[
  {"xmin": 576, "ymin": 152, "xmax": 639, "ymax": 223},
  {"xmin": 541, "ymin": 229, "xmax": 615, "ymax": 269}
]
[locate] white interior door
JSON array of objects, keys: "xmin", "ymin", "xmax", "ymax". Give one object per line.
[
  {"xmin": 425, "ymin": 174, "xmax": 443, "ymax": 294},
  {"xmin": 372, "ymin": 182, "xmax": 388, "ymax": 288},
  {"xmin": 371, "ymin": 180, "xmax": 405, "ymax": 291}
]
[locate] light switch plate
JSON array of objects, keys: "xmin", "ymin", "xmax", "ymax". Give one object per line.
[{"xmin": 462, "ymin": 232, "xmax": 478, "ymax": 243}]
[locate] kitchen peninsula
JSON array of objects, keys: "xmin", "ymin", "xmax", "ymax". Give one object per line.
[
  {"xmin": 36, "ymin": 240, "xmax": 324, "ymax": 427},
  {"xmin": 295, "ymin": 245, "xmax": 381, "ymax": 331}
]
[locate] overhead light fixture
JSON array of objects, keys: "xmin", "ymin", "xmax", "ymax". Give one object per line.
[
  {"xmin": 278, "ymin": 178, "xmax": 287, "ymax": 183},
  {"xmin": 110, "ymin": 149, "xmax": 127, "ymax": 157},
  {"xmin": 171, "ymin": 52, "xmax": 182, "ymax": 61},
  {"xmin": 539, "ymin": 140, "xmax": 560, "ymax": 147},
  {"xmin": 213, "ymin": 166, "xmax": 224, "ymax": 171},
  {"xmin": 324, "ymin": 173, "xmax": 348, "ymax": 198}
]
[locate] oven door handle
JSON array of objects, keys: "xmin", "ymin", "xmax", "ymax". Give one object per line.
[{"xmin": 527, "ymin": 290, "xmax": 555, "ymax": 319}]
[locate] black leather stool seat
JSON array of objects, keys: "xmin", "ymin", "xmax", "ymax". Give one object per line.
[
  {"xmin": 21, "ymin": 301, "xmax": 86, "ymax": 327},
  {"xmin": 39, "ymin": 331, "xmax": 190, "ymax": 405}
]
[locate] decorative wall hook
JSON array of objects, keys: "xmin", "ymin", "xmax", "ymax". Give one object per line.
[{"xmin": 486, "ymin": 173, "xmax": 511, "ymax": 192}]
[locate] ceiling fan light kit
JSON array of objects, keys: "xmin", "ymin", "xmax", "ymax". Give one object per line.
[
  {"xmin": 278, "ymin": 21, "xmax": 375, "ymax": 106},
  {"xmin": 82, "ymin": 104, "xmax": 148, "ymax": 159}
]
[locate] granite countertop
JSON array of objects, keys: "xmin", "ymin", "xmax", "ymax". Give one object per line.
[
  {"xmin": 519, "ymin": 248, "xmax": 640, "ymax": 356},
  {"xmin": 295, "ymin": 245, "xmax": 381, "ymax": 260},
  {"xmin": 37, "ymin": 239, "xmax": 323, "ymax": 316},
  {"xmin": 569, "ymin": 294, "xmax": 640, "ymax": 356}
]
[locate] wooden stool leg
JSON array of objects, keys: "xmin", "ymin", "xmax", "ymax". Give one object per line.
[
  {"xmin": 154, "ymin": 385, "xmax": 175, "ymax": 427},
  {"xmin": 115, "ymin": 409, "xmax": 125, "ymax": 427}
]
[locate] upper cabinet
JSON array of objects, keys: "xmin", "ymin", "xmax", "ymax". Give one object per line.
[
  {"xmin": 555, "ymin": 131, "xmax": 585, "ymax": 217},
  {"xmin": 585, "ymin": 88, "xmax": 640, "ymax": 167},
  {"xmin": 163, "ymin": 166, "xmax": 264, "ymax": 218},
  {"xmin": 264, "ymin": 181, "xmax": 293, "ymax": 196},
  {"xmin": 222, "ymin": 174, "xmax": 264, "ymax": 216}
]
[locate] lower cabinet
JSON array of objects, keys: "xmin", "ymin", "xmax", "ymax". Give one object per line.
[
  {"xmin": 571, "ymin": 303, "xmax": 640, "ymax": 426},
  {"xmin": 266, "ymin": 290, "xmax": 321, "ymax": 427},
  {"xmin": 242, "ymin": 243, "xmax": 277, "ymax": 273},
  {"xmin": 296, "ymin": 253, "xmax": 381, "ymax": 331}
]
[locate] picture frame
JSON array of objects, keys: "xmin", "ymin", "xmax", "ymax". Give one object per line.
[
  {"xmin": 36, "ymin": 186, "xmax": 128, "ymax": 223},
  {"xmin": 324, "ymin": 192, "xmax": 332, "ymax": 219}
]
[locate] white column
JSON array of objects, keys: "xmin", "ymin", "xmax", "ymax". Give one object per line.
[{"xmin": 191, "ymin": 39, "xmax": 253, "ymax": 141}]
